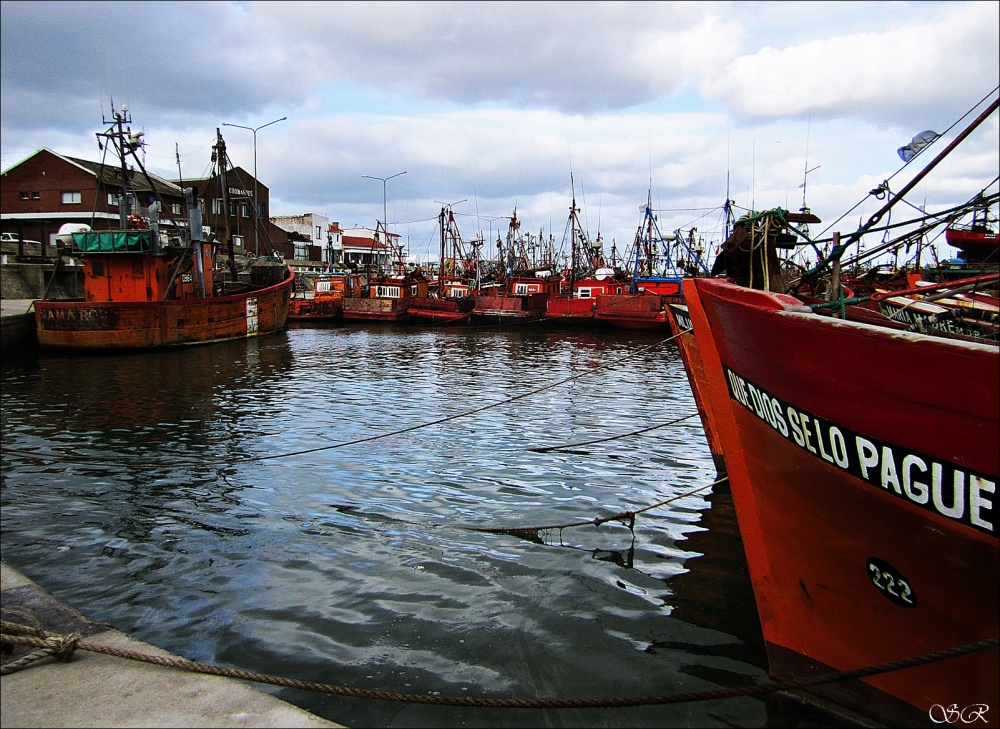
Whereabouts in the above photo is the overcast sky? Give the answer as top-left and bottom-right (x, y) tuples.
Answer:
(2, 1), (998, 265)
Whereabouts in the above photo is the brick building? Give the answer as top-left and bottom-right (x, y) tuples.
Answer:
(0, 148), (186, 254)
(1, 148), (290, 259)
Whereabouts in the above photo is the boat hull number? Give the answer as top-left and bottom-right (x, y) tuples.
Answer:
(866, 557), (917, 608)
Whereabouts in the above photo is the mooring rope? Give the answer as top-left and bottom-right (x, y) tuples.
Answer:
(2, 620), (995, 709)
(528, 411), (700, 453)
(462, 478), (722, 538)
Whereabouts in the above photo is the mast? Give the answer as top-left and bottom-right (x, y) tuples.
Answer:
(214, 128), (238, 280)
(115, 108), (130, 228)
(438, 206), (446, 296)
(96, 105), (134, 229)
(568, 174), (579, 290)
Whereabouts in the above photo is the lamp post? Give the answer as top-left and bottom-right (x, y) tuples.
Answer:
(222, 116), (287, 256)
(362, 171), (407, 233)
(479, 215), (506, 258)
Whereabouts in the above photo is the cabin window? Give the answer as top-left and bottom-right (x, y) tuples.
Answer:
(61, 191), (82, 204)
(375, 285), (401, 298)
(514, 283), (529, 295)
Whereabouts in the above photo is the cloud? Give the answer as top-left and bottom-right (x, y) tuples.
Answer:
(2, 1), (996, 264)
(702, 2), (1000, 126)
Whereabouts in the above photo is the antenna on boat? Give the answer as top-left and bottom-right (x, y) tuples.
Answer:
(799, 113), (820, 240)
(175, 142), (183, 190)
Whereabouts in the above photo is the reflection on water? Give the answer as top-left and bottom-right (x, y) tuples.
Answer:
(1, 325), (840, 727)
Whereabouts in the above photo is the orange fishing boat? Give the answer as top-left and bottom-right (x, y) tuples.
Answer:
(594, 192), (710, 330)
(543, 180), (628, 325)
(473, 210), (561, 324)
(945, 195), (998, 265)
(407, 205), (476, 325)
(663, 300), (727, 477)
(677, 96), (999, 726)
(288, 270), (360, 322)
(543, 269), (628, 324)
(34, 112), (293, 350)
(342, 222), (430, 323)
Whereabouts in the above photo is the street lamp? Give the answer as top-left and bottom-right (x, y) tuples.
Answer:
(479, 215), (506, 258)
(362, 171), (407, 232)
(222, 116), (287, 256)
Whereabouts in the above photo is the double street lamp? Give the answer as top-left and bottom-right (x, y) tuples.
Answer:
(222, 116), (287, 256)
(362, 171), (407, 233)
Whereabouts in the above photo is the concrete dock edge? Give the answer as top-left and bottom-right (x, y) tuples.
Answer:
(1, 562), (344, 728)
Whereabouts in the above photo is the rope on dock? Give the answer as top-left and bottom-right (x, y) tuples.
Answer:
(3, 619), (996, 709)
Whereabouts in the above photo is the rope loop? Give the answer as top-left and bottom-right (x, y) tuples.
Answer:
(870, 181), (889, 200)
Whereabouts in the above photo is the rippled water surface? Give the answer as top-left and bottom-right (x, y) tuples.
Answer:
(1, 323), (839, 727)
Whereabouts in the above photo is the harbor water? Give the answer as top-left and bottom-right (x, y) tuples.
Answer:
(1, 323), (841, 728)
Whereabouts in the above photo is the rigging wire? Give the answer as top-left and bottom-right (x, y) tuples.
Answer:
(815, 85), (1000, 242)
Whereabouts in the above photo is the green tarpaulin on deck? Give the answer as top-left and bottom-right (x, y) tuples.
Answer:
(72, 230), (153, 253)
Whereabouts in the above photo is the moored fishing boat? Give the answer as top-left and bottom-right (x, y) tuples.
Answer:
(944, 195), (999, 266)
(472, 210), (561, 324)
(288, 270), (360, 322)
(679, 96), (999, 726)
(663, 300), (727, 477)
(33, 111), (293, 350)
(407, 205), (476, 325)
(342, 222), (429, 323)
(594, 192), (710, 330)
(543, 179), (628, 325)
(543, 268), (627, 324)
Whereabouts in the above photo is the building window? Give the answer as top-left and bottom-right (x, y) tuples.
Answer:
(171, 203), (182, 215)
(316, 226), (322, 240)
(232, 235), (244, 249)
(241, 203), (249, 218)
(20, 192), (29, 200)
(32, 192), (41, 199)
(61, 191), (82, 204)
(213, 198), (224, 215)
(257, 202), (264, 218)
(108, 193), (120, 205)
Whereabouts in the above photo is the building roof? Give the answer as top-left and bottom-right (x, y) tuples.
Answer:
(60, 153), (185, 198)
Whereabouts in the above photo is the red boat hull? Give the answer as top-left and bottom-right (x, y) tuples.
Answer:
(407, 296), (474, 325)
(342, 297), (410, 322)
(593, 293), (671, 330)
(684, 277), (999, 726)
(664, 300), (727, 476)
(542, 295), (596, 323)
(35, 268), (293, 349)
(288, 297), (343, 321)
(472, 293), (548, 323)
